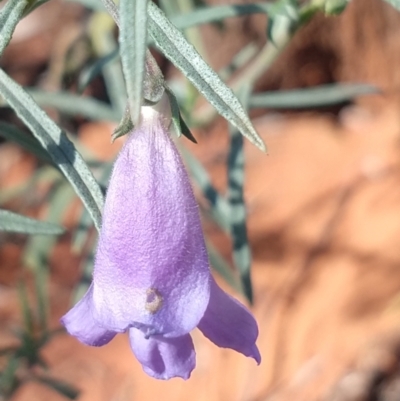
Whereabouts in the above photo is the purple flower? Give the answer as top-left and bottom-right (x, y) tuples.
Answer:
(61, 107), (261, 380)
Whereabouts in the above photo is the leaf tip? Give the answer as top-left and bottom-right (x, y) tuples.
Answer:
(249, 133), (267, 152)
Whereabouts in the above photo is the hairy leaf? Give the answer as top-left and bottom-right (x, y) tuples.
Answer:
(119, 0), (148, 125)
(148, 2), (266, 151)
(0, 0), (28, 56)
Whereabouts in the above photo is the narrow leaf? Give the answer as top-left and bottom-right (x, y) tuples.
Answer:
(28, 89), (119, 121)
(97, 0), (165, 104)
(0, 209), (64, 235)
(249, 83), (379, 109)
(0, 68), (104, 231)
(147, 2), (266, 151)
(119, 0), (148, 126)
(267, 0), (299, 47)
(23, 183), (75, 269)
(67, 0), (101, 9)
(88, 12), (126, 114)
(178, 145), (231, 231)
(71, 0), (273, 29)
(0, 89), (119, 121)
(170, 3), (271, 30)
(0, 0), (29, 56)
(158, 0), (178, 16)
(228, 85), (253, 303)
(206, 240), (242, 294)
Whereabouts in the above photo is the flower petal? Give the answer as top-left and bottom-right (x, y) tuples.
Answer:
(197, 278), (261, 364)
(129, 328), (195, 380)
(92, 117), (210, 337)
(61, 284), (117, 346)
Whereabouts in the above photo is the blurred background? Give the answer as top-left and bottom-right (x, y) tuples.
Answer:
(3, 0), (400, 400)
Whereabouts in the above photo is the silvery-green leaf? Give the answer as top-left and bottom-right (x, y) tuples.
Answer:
(99, 0), (165, 104)
(27, 89), (119, 121)
(206, 240), (243, 295)
(228, 84), (253, 303)
(119, 0), (148, 126)
(170, 3), (271, 30)
(178, 145), (231, 231)
(23, 183), (74, 270)
(267, 0), (299, 47)
(249, 83), (379, 109)
(72, 0), (272, 30)
(0, 0), (29, 56)
(0, 209), (64, 235)
(88, 12), (126, 114)
(0, 68), (104, 231)
(147, 2), (266, 151)
(67, 0), (101, 9)
(158, 0), (178, 16)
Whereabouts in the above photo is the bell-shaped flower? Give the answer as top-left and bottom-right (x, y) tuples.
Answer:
(61, 103), (261, 380)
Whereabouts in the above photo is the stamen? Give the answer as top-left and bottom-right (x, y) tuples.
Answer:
(145, 288), (163, 314)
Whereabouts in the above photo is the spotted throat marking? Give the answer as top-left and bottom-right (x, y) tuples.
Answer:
(145, 288), (163, 314)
